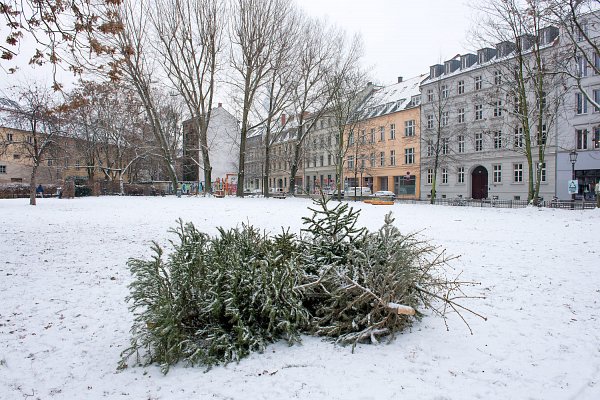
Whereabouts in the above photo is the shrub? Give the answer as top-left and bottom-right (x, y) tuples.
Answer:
(122, 220), (309, 373)
(123, 197), (483, 372)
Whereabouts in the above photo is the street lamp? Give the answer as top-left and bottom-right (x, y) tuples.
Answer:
(570, 150), (578, 208)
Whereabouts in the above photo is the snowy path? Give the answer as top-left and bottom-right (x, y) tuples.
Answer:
(1, 196), (599, 399)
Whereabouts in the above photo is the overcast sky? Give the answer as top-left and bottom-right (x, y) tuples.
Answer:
(299, 0), (477, 85)
(1, 0), (479, 95)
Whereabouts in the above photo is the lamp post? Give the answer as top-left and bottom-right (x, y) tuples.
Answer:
(570, 150), (578, 208)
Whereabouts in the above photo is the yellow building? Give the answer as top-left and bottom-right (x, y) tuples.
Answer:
(344, 75), (425, 199)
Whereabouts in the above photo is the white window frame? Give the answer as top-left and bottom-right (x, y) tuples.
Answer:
(513, 163), (523, 183)
(475, 132), (483, 151)
(405, 148), (415, 164)
(493, 164), (502, 183)
(404, 120), (415, 137)
(457, 166), (464, 183)
(475, 104), (483, 120)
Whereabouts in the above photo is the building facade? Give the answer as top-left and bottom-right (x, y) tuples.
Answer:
(419, 27), (564, 202)
(344, 76), (424, 199)
(182, 104), (240, 184)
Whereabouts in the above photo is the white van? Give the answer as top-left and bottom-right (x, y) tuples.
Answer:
(344, 187), (372, 197)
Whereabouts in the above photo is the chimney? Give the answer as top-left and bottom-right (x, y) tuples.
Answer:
(397, 76), (403, 83)
(218, 102), (222, 107)
(281, 113), (286, 126)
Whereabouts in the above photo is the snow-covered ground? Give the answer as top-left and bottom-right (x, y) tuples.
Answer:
(1, 196), (599, 400)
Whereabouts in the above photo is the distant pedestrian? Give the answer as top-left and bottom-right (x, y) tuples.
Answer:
(36, 184), (44, 198)
(596, 180), (600, 208)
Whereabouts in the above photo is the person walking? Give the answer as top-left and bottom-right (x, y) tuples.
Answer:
(596, 179), (600, 208)
(36, 184), (44, 198)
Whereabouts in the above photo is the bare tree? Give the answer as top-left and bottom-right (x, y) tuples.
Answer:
(420, 75), (459, 203)
(101, 0), (180, 192)
(287, 19), (361, 195)
(0, 83), (62, 205)
(1, 0), (123, 87)
(230, 0), (295, 197)
(475, 0), (565, 204)
(325, 64), (370, 201)
(150, 0), (224, 193)
(548, 0), (600, 108)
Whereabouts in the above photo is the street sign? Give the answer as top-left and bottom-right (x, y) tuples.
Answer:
(568, 180), (578, 194)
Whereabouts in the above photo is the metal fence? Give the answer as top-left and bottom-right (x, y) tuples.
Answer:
(395, 197), (597, 210)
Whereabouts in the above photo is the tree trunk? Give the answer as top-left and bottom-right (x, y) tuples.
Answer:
(29, 166), (38, 206)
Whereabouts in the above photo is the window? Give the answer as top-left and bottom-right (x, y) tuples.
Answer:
(404, 148), (415, 164)
(514, 127), (524, 148)
(514, 96), (521, 114)
(493, 100), (503, 117)
(426, 140), (434, 157)
(348, 132), (354, 145)
(427, 89), (434, 102)
(536, 162), (546, 183)
(442, 168), (448, 184)
(319, 155), (324, 167)
(27, 136), (33, 144)
(328, 154), (332, 165)
(595, 52), (600, 72)
(0, 165), (6, 174)
(594, 89), (600, 112)
(327, 135), (332, 146)
(348, 156), (354, 169)
(475, 132), (483, 151)
(458, 135), (465, 153)
(537, 124), (547, 145)
(576, 92), (588, 114)
(379, 151), (385, 167)
(494, 130), (502, 149)
(576, 23), (588, 42)
(360, 130), (366, 144)
(427, 115), (434, 129)
(379, 126), (385, 141)
(13, 154), (20, 160)
(576, 55), (589, 77)
(370, 152), (375, 167)
(360, 155), (366, 169)
(427, 168), (433, 184)
(457, 167), (465, 183)
(493, 164), (502, 183)
(404, 120), (415, 136)
(475, 75), (482, 90)
(457, 108), (465, 123)
(577, 129), (588, 150)
(47, 159), (53, 166)
(494, 70), (502, 85)
(457, 80), (464, 94)
(441, 85), (449, 99)
(441, 138), (449, 155)
(389, 124), (396, 140)
(441, 112), (449, 127)
(513, 163), (523, 183)
(475, 104), (483, 120)
(594, 127), (600, 149)
(390, 150), (396, 166)
(6, 133), (13, 142)
(75, 160), (81, 170)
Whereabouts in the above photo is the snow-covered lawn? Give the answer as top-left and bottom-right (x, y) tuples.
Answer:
(1, 196), (599, 399)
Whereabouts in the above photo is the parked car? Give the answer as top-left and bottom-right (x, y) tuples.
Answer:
(327, 189), (344, 197)
(370, 190), (396, 200)
(344, 187), (372, 197)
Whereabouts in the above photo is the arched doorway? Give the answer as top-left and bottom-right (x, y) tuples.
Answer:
(471, 166), (488, 199)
